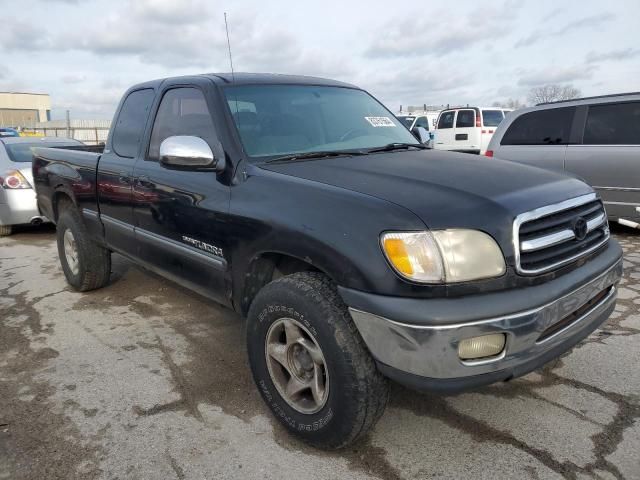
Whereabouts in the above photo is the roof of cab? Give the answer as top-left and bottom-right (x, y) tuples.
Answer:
(127, 73), (358, 91)
(204, 72), (357, 88)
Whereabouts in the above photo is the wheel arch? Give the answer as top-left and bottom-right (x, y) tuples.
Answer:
(236, 251), (335, 317)
(51, 188), (76, 222)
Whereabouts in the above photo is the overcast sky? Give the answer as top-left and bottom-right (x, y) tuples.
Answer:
(2, 0), (639, 120)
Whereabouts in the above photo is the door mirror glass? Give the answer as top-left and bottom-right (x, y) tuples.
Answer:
(159, 136), (220, 170)
(411, 126), (431, 145)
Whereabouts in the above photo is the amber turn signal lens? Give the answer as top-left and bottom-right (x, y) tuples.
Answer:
(381, 231), (444, 283)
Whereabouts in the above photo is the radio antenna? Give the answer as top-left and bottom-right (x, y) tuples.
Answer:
(224, 12), (235, 82)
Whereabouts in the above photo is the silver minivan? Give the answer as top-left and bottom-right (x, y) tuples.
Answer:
(486, 93), (640, 227)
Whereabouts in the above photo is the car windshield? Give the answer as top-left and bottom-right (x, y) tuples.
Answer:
(397, 116), (415, 128)
(224, 85), (420, 159)
(482, 110), (505, 127)
(5, 142), (80, 162)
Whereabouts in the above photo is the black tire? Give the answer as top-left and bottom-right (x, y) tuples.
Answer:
(56, 206), (111, 291)
(247, 272), (389, 449)
(0, 225), (12, 236)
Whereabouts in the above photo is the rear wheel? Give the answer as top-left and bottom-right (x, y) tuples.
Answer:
(56, 207), (111, 291)
(247, 272), (389, 449)
(0, 225), (12, 236)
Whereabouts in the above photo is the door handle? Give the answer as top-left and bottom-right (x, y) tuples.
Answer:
(118, 172), (132, 184)
(136, 175), (152, 187)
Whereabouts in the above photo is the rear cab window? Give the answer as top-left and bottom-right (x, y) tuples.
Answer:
(111, 88), (155, 158)
(584, 101), (640, 145)
(481, 110), (505, 127)
(501, 107), (576, 145)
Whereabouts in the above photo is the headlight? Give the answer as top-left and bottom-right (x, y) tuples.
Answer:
(381, 229), (505, 283)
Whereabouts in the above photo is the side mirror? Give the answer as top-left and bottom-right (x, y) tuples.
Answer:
(411, 126), (431, 145)
(159, 136), (225, 172)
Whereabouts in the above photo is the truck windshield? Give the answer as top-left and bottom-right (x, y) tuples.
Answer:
(224, 85), (420, 159)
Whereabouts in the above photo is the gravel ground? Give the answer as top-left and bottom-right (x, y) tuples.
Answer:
(1, 224), (639, 480)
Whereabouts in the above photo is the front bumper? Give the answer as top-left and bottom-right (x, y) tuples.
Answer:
(341, 241), (623, 392)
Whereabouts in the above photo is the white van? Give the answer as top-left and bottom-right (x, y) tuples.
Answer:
(434, 107), (511, 155)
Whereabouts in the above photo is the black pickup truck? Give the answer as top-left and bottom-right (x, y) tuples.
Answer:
(33, 73), (623, 449)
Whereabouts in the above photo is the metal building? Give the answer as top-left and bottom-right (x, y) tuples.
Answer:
(0, 92), (52, 126)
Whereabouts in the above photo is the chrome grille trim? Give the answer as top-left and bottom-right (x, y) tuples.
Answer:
(520, 212), (606, 253)
(513, 193), (610, 275)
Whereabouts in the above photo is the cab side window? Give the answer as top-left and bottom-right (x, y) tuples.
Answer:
(584, 102), (640, 145)
(112, 89), (155, 158)
(148, 87), (217, 161)
(437, 111), (455, 129)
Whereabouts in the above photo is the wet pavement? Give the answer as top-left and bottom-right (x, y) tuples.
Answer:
(1, 224), (639, 479)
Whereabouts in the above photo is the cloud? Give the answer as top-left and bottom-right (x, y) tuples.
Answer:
(586, 48), (640, 63)
(515, 13), (615, 48)
(517, 65), (597, 86)
(542, 7), (565, 22)
(365, 1), (520, 59)
(53, 86), (125, 118)
(21, 1), (352, 77)
(61, 74), (87, 84)
(0, 19), (53, 51)
(0, 65), (8, 80)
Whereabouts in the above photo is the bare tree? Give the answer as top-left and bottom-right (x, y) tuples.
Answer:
(527, 84), (581, 105)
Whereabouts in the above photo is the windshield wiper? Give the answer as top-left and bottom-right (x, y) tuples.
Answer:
(265, 150), (367, 164)
(366, 142), (427, 153)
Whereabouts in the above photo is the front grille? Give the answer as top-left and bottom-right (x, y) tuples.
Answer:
(514, 194), (609, 274)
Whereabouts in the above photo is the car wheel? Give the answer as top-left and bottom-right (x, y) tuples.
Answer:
(56, 207), (111, 291)
(0, 225), (12, 236)
(247, 271), (389, 449)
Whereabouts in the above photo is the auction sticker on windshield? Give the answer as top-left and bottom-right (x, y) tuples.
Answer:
(365, 116), (396, 127)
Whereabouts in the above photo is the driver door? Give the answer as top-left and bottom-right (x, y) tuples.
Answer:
(132, 80), (231, 305)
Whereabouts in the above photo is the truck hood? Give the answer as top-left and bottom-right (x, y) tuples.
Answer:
(260, 150), (593, 254)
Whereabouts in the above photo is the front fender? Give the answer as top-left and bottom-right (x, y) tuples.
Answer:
(228, 166), (427, 308)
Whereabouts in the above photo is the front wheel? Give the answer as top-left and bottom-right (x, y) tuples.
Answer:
(247, 272), (389, 449)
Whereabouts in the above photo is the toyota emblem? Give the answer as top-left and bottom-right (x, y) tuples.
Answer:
(573, 217), (588, 241)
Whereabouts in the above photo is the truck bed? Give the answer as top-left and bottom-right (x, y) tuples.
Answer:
(32, 145), (103, 222)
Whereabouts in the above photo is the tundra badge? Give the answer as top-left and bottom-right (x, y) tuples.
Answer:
(182, 236), (224, 257)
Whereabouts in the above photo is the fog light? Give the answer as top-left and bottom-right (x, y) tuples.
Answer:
(458, 333), (506, 360)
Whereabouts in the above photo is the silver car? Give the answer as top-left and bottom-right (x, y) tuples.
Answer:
(0, 136), (82, 236)
(486, 93), (640, 228)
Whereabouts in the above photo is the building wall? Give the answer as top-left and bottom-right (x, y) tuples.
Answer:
(0, 92), (52, 126)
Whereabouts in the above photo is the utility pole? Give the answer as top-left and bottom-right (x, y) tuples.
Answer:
(65, 110), (71, 138)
